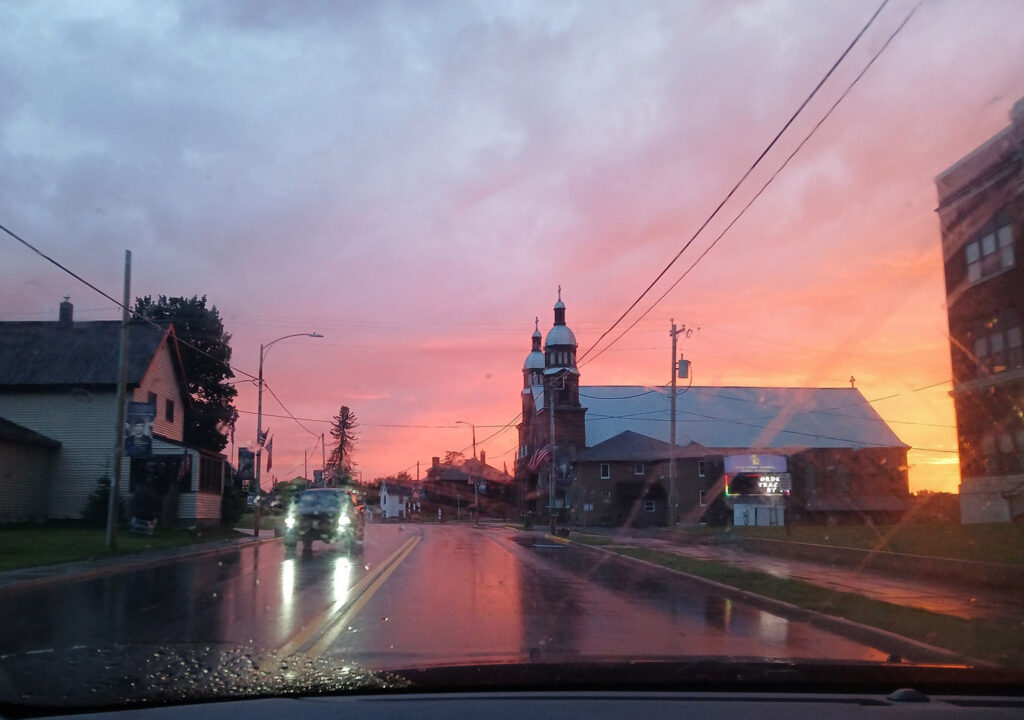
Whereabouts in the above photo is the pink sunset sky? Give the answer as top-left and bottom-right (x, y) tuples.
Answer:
(2, 0), (1023, 493)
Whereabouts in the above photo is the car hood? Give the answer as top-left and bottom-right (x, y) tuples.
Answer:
(2, 645), (1022, 714)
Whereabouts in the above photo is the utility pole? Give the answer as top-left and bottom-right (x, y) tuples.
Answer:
(107, 250), (131, 549)
(549, 375), (557, 535)
(667, 320), (682, 528)
(321, 432), (326, 485)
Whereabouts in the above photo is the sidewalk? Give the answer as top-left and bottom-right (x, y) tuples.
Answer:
(0, 529), (278, 594)
(574, 531), (1021, 622)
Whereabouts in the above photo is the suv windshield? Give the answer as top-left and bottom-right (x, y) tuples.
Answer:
(1, 0), (1023, 712)
(297, 492), (342, 512)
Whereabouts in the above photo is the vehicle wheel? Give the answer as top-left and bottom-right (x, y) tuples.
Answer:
(301, 538), (313, 556)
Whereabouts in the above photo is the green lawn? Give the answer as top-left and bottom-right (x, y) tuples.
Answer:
(0, 525), (246, 572)
(614, 547), (1024, 668)
(687, 523), (1024, 565)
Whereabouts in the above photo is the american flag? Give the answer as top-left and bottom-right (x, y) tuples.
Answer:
(176, 450), (192, 485)
(257, 428), (270, 447)
(527, 445), (551, 472)
(265, 436), (273, 471)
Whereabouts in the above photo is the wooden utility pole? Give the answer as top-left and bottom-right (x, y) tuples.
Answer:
(107, 250), (131, 549)
(667, 320), (682, 528)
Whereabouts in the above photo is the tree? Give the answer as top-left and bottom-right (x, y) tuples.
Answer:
(133, 295), (237, 451)
(913, 490), (960, 524)
(442, 450), (465, 465)
(328, 405), (358, 481)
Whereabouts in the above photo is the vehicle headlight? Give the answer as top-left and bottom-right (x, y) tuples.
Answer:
(338, 513), (351, 527)
(285, 515), (296, 529)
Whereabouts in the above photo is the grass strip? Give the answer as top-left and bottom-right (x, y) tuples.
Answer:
(0, 526), (246, 572)
(612, 546), (1024, 668)
(695, 524), (1024, 566)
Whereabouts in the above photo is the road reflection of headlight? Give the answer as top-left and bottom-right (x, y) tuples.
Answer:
(281, 557), (296, 609)
(333, 557), (352, 604)
(285, 515), (296, 529)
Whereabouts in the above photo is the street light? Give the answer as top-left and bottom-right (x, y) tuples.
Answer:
(454, 420), (476, 460)
(253, 332), (323, 536)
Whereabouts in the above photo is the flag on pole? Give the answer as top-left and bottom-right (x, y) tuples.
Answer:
(527, 445), (551, 472)
(266, 436), (273, 471)
(257, 428), (270, 447)
(176, 449), (192, 488)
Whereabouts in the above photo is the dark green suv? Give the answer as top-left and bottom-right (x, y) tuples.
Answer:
(283, 488), (365, 555)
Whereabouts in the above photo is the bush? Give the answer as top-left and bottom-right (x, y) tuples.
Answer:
(221, 483), (247, 526)
(81, 476), (127, 527)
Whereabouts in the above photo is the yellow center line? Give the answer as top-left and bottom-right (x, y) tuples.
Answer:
(265, 534), (420, 669)
(305, 535), (420, 658)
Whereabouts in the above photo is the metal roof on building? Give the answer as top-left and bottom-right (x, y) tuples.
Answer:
(575, 430), (713, 463)
(0, 416), (61, 447)
(580, 385), (908, 450)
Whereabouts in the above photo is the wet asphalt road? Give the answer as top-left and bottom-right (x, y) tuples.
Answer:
(0, 524), (895, 669)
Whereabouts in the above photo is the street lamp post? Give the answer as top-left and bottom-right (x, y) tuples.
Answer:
(253, 331), (323, 536)
(454, 420), (476, 460)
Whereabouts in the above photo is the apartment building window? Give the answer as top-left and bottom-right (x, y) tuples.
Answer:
(973, 312), (1023, 374)
(600, 463), (610, 479)
(699, 490), (707, 506)
(643, 500), (656, 512)
(602, 490), (612, 504)
(966, 219), (1014, 284)
(697, 460), (706, 478)
(147, 391), (157, 406)
(165, 399), (175, 422)
(634, 463), (645, 475)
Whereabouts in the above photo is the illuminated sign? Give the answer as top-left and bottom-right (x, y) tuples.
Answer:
(726, 472), (792, 496)
(724, 454), (787, 474)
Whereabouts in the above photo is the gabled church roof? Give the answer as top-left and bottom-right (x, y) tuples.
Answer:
(582, 385), (907, 450)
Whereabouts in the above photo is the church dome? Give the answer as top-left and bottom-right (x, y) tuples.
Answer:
(544, 324), (576, 347)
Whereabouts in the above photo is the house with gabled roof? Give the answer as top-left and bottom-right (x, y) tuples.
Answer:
(426, 452), (515, 519)
(0, 298), (226, 525)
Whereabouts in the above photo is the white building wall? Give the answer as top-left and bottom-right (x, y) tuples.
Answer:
(0, 392), (122, 518)
(960, 476), (1018, 524)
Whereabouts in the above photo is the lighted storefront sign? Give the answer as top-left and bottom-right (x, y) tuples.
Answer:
(724, 453), (787, 474)
(726, 472), (792, 496)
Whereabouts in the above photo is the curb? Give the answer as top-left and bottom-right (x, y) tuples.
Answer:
(0, 535), (280, 596)
(571, 540), (993, 668)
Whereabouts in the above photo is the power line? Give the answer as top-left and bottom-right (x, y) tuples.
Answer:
(581, 0), (922, 369)
(0, 221), (260, 383)
(235, 408), (510, 430)
(576, 0), (892, 366)
(260, 380), (321, 439)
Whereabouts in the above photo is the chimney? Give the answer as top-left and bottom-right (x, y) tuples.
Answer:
(480, 451), (486, 466)
(58, 296), (73, 326)
(432, 456), (440, 467)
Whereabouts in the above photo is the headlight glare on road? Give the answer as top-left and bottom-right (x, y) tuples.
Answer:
(285, 515), (296, 529)
(338, 513), (351, 528)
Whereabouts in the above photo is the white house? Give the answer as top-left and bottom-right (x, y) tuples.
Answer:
(0, 298), (226, 526)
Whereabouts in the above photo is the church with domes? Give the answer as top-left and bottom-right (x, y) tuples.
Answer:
(516, 290), (912, 529)
(516, 288), (587, 520)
